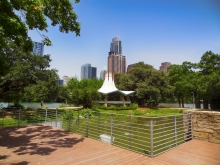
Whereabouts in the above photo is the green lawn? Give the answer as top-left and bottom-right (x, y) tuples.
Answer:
(95, 107), (185, 116)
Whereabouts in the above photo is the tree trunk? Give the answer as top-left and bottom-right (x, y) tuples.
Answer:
(181, 97), (184, 108)
(203, 100), (209, 109)
(178, 97), (181, 108)
(195, 100), (201, 109)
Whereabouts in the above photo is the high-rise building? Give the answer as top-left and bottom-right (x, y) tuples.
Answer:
(32, 41), (44, 55)
(81, 63), (92, 79)
(81, 64), (97, 79)
(100, 70), (107, 80)
(127, 64), (134, 74)
(92, 67), (97, 79)
(110, 36), (122, 54)
(108, 51), (126, 74)
(62, 76), (70, 85)
(108, 37), (126, 74)
(159, 62), (171, 72)
(57, 79), (64, 86)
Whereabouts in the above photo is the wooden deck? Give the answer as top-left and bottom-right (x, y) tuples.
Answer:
(0, 125), (219, 165)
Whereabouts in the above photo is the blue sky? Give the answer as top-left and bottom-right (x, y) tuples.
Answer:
(28, 0), (220, 79)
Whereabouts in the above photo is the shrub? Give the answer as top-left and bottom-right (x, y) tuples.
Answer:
(108, 105), (116, 110)
(61, 110), (75, 120)
(128, 104), (138, 110)
(59, 103), (67, 108)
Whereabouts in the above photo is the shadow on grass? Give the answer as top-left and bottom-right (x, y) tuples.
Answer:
(0, 125), (85, 156)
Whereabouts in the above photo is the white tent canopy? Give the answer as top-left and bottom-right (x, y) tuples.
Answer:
(98, 72), (135, 96)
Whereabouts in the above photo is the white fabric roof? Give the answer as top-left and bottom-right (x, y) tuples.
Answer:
(98, 72), (135, 95)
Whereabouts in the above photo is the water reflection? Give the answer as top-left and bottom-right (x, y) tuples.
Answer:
(0, 102), (61, 108)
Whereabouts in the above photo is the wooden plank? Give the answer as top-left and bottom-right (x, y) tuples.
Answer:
(0, 125), (219, 165)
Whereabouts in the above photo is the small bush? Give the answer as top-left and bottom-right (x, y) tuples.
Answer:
(61, 110), (75, 120)
(108, 105), (116, 110)
(128, 104), (138, 110)
(59, 103), (67, 108)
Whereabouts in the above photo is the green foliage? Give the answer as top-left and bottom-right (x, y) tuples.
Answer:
(167, 51), (220, 110)
(80, 109), (94, 117)
(115, 62), (174, 106)
(0, 0), (80, 52)
(59, 103), (68, 108)
(61, 110), (75, 120)
(0, 40), (59, 104)
(91, 104), (138, 110)
(168, 62), (197, 107)
(64, 78), (103, 108)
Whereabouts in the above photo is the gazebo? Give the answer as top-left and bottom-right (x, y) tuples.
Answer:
(98, 72), (135, 107)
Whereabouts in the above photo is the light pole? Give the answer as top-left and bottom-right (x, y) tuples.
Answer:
(191, 92), (195, 109)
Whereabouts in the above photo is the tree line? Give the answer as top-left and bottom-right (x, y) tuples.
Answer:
(1, 44), (220, 110)
(114, 51), (220, 110)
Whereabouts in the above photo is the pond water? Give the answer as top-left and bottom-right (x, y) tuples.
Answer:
(0, 102), (61, 108)
(0, 102), (210, 109)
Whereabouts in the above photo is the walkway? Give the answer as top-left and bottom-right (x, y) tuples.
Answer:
(0, 125), (219, 165)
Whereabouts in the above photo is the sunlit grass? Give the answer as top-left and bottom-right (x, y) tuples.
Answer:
(95, 107), (184, 116)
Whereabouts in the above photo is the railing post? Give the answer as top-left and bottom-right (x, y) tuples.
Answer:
(174, 116), (177, 146)
(68, 110), (71, 132)
(86, 112), (89, 137)
(98, 113), (100, 136)
(18, 108), (21, 126)
(110, 114), (114, 145)
(45, 108), (47, 123)
(150, 118), (154, 157)
(55, 108), (58, 127)
(78, 110), (79, 127)
(183, 114), (186, 142)
(190, 113), (193, 139)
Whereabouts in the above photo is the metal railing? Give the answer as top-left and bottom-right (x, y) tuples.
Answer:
(0, 109), (193, 157)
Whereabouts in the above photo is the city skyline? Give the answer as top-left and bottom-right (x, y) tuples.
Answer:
(81, 63), (97, 80)
(28, 0), (220, 78)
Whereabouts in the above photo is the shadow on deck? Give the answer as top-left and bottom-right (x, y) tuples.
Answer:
(0, 125), (219, 165)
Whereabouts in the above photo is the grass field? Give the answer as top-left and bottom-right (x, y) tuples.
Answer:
(95, 107), (185, 116)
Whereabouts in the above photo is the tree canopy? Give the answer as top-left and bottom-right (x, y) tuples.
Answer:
(0, 0), (81, 52)
(168, 51), (220, 110)
(115, 62), (174, 106)
(58, 78), (103, 108)
(0, 39), (59, 104)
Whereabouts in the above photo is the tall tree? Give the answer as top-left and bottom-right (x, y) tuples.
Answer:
(115, 62), (174, 106)
(0, 0), (80, 52)
(168, 62), (197, 108)
(0, 40), (59, 104)
(66, 78), (103, 108)
(198, 51), (220, 110)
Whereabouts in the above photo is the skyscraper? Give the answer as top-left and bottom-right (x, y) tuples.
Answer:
(108, 37), (126, 74)
(159, 62), (171, 72)
(57, 79), (64, 86)
(110, 36), (122, 54)
(81, 64), (97, 79)
(32, 41), (44, 55)
(100, 70), (107, 80)
(62, 76), (70, 85)
(92, 67), (97, 79)
(108, 51), (126, 74)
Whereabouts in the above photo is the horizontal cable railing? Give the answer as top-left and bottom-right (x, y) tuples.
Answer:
(0, 108), (193, 157)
